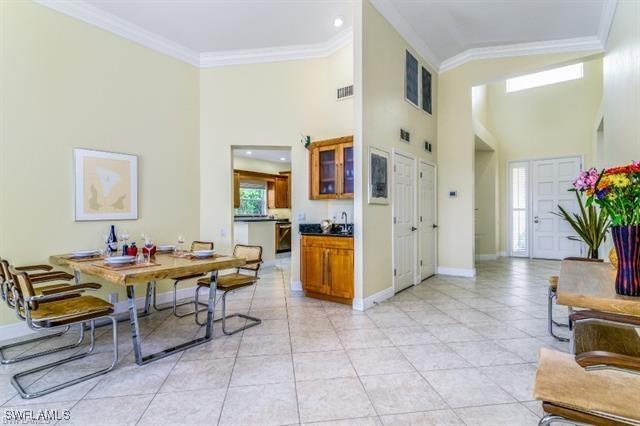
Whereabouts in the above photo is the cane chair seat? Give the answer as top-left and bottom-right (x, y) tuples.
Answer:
(30, 296), (113, 323)
(534, 348), (640, 423)
(198, 273), (259, 291)
(173, 241), (215, 282)
(549, 276), (559, 292)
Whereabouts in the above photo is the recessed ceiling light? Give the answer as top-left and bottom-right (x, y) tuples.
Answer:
(333, 16), (344, 28)
(280, 157), (286, 161)
(245, 151), (252, 155)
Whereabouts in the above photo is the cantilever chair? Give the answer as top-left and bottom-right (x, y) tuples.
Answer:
(548, 257), (603, 342)
(153, 241), (214, 317)
(10, 270), (118, 399)
(0, 258), (79, 365)
(194, 244), (262, 335)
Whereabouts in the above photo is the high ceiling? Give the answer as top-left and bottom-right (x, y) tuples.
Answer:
(39, 0), (615, 70)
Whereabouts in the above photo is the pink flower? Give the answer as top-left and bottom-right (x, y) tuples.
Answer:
(573, 168), (600, 191)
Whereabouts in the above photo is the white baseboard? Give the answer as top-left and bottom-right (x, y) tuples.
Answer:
(261, 259), (279, 268)
(437, 266), (476, 278)
(290, 280), (302, 291)
(352, 286), (394, 311)
(475, 253), (498, 261)
(497, 251), (507, 257)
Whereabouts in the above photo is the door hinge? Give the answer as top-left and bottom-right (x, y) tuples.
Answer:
(393, 217), (397, 224)
(420, 216), (423, 222)
(420, 260), (423, 266)
(420, 172), (423, 178)
(393, 269), (396, 276)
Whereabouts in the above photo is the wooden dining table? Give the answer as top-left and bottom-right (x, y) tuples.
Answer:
(556, 259), (640, 317)
(50, 252), (245, 365)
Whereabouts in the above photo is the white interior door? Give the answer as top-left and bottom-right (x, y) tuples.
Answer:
(531, 157), (583, 259)
(393, 152), (416, 293)
(419, 162), (436, 280)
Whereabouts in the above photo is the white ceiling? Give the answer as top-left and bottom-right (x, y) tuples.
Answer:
(38, 0), (616, 71)
(234, 149), (291, 165)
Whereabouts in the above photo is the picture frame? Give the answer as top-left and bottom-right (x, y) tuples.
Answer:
(368, 146), (390, 205)
(74, 148), (138, 221)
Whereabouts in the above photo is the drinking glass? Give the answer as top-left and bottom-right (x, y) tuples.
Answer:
(136, 253), (145, 264)
(176, 234), (185, 254)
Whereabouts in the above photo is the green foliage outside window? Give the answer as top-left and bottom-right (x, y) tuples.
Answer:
(235, 187), (266, 216)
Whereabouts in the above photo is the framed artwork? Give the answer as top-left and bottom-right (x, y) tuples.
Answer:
(405, 50), (419, 107)
(74, 148), (138, 221)
(368, 146), (390, 205)
(421, 66), (432, 115)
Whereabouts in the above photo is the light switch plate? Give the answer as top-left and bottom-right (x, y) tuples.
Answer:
(220, 228), (226, 237)
(297, 212), (306, 221)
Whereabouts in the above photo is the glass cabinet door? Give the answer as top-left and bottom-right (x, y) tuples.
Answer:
(342, 145), (354, 195)
(319, 148), (337, 195)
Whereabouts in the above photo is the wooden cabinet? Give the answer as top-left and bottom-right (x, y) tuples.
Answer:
(268, 175), (290, 209)
(233, 172), (240, 208)
(301, 235), (354, 304)
(309, 136), (354, 200)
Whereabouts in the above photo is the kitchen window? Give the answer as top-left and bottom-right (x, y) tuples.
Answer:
(235, 182), (267, 216)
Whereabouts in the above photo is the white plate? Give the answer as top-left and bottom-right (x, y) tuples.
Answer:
(105, 256), (136, 265)
(70, 250), (99, 258)
(193, 250), (215, 258)
(157, 245), (176, 252)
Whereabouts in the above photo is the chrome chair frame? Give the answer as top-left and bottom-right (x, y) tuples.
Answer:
(152, 241), (213, 317)
(0, 261), (82, 365)
(10, 282), (118, 399)
(548, 283), (569, 343)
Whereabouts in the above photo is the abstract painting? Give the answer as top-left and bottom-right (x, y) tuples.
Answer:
(74, 148), (138, 221)
(369, 146), (389, 205)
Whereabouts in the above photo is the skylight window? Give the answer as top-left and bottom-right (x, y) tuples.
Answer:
(506, 63), (584, 93)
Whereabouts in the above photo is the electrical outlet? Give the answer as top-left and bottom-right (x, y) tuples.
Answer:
(297, 212), (306, 221)
(220, 228), (226, 237)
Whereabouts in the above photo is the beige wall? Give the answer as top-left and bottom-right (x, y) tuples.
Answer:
(199, 44), (354, 287)
(486, 59), (603, 253)
(474, 150), (499, 257)
(0, 2), (200, 326)
(602, 0), (640, 167)
(437, 51), (602, 274)
(359, 0), (438, 299)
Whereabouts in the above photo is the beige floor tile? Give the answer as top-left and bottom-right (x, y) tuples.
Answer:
(180, 335), (241, 361)
(242, 319), (290, 336)
(454, 403), (540, 425)
(447, 341), (526, 366)
(522, 400), (544, 418)
(361, 372), (447, 415)
(347, 347), (415, 376)
(230, 354), (294, 386)
(479, 363), (538, 401)
(138, 388), (226, 425)
(219, 382), (299, 426)
(422, 368), (515, 408)
(337, 328), (393, 350)
(380, 326), (440, 346)
(291, 330), (343, 353)
(423, 324), (484, 343)
(397, 343), (471, 371)
(297, 377), (376, 423)
(330, 314), (377, 330)
(64, 394), (153, 425)
(406, 311), (458, 326)
(380, 410), (464, 425)
(85, 361), (175, 399)
(293, 350), (357, 381)
(159, 357), (234, 392)
(305, 416), (382, 425)
(239, 333), (292, 356)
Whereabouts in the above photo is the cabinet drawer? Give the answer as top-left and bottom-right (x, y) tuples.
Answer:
(302, 236), (353, 250)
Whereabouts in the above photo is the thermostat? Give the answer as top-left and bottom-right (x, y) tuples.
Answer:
(448, 191), (457, 198)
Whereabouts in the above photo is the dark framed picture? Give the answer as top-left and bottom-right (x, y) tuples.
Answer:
(368, 147), (390, 205)
(421, 66), (432, 115)
(405, 50), (419, 107)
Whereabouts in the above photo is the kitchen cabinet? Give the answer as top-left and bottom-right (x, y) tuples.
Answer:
(268, 175), (290, 208)
(233, 172), (240, 208)
(301, 235), (354, 304)
(309, 136), (354, 200)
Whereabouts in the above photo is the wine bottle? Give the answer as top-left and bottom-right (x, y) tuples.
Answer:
(107, 225), (118, 253)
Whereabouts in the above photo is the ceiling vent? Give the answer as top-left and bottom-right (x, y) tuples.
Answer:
(337, 84), (354, 101)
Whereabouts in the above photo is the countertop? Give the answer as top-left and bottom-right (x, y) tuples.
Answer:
(234, 217), (290, 223)
(299, 223), (353, 238)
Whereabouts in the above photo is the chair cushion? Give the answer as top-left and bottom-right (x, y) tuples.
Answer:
(31, 296), (113, 323)
(549, 276), (559, 291)
(198, 273), (258, 291)
(534, 348), (640, 422)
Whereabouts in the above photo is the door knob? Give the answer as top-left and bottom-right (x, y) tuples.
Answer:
(534, 216), (540, 224)
(432, 224), (438, 229)
(411, 226), (417, 231)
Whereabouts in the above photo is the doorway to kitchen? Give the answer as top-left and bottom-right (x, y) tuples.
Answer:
(232, 147), (292, 278)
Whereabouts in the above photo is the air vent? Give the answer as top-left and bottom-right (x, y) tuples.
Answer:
(337, 84), (354, 100)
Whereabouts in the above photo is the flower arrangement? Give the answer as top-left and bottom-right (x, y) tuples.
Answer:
(573, 161), (640, 226)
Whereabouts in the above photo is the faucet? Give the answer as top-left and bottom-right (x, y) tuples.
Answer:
(341, 211), (348, 234)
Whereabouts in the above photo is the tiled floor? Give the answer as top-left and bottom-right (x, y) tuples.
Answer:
(0, 257), (570, 425)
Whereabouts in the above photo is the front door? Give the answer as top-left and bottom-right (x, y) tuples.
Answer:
(531, 156), (583, 259)
(419, 162), (436, 280)
(393, 152), (416, 293)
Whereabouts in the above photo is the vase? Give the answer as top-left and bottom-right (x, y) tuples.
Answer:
(611, 225), (640, 296)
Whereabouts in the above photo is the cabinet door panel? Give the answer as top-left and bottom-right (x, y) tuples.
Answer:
(318, 146), (337, 196)
(302, 246), (329, 295)
(234, 172), (240, 208)
(327, 248), (354, 299)
(341, 145), (354, 197)
(275, 176), (289, 208)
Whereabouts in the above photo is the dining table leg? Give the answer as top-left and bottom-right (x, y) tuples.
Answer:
(73, 270), (81, 284)
(204, 271), (218, 339)
(126, 285), (144, 365)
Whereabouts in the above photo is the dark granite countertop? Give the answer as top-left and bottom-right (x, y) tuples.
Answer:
(299, 223), (353, 238)
(234, 217), (290, 223)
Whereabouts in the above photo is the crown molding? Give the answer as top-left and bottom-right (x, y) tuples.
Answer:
(368, 0), (441, 71)
(34, 0), (353, 69)
(34, 0), (200, 66)
(199, 28), (353, 68)
(597, 0), (618, 49)
(439, 36), (605, 73)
